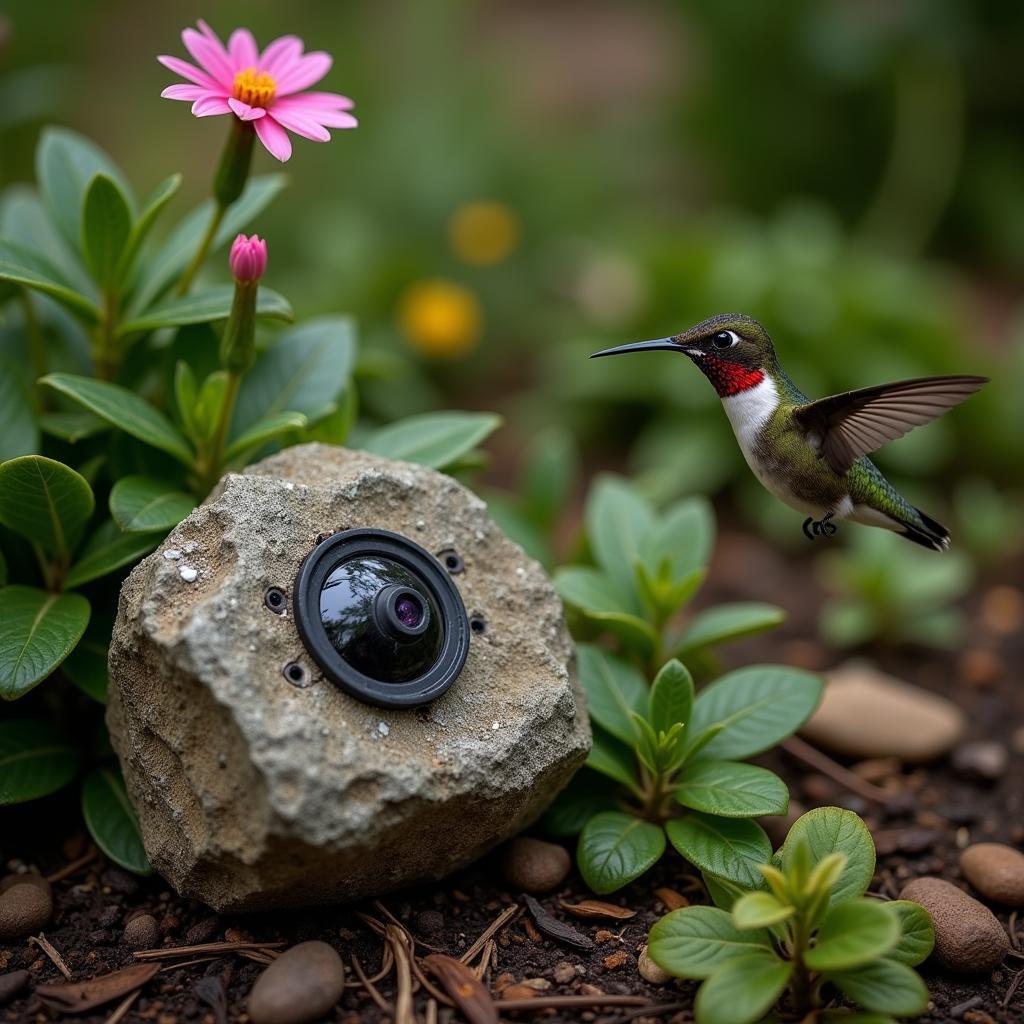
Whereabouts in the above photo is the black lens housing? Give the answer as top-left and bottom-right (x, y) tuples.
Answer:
(292, 528), (470, 708)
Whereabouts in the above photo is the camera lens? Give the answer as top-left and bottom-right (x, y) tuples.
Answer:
(293, 529), (471, 708)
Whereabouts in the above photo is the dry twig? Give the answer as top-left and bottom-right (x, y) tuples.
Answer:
(29, 935), (72, 979)
(782, 736), (892, 804)
(133, 940), (285, 960)
(459, 904), (518, 965)
(386, 924), (416, 1024)
(350, 954), (392, 1014)
(46, 848), (99, 885)
(102, 989), (140, 1024)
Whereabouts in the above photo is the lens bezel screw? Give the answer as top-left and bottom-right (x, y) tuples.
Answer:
(264, 587), (288, 614)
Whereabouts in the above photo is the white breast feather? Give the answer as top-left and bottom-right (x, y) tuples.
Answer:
(721, 376), (779, 460)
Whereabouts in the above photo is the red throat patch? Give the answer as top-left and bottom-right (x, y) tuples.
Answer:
(698, 355), (766, 397)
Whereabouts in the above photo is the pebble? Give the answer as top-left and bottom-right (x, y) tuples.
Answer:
(638, 945), (672, 985)
(0, 970), (30, 1006)
(0, 872), (50, 895)
(500, 837), (571, 893)
(248, 941), (346, 1024)
(0, 877), (53, 941)
(961, 844), (1024, 907)
(415, 910), (444, 934)
(552, 961), (576, 984)
(952, 742), (1008, 783)
(185, 916), (221, 945)
(122, 913), (160, 950)
(900, 877), (1008, 973)
(802, 663), (965, 762)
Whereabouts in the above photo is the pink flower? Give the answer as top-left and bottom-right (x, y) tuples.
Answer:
(159, 20), (357, 162)
(229, 234), (267, 282)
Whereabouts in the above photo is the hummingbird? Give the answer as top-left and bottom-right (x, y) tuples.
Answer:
(591, 313), (987, 550)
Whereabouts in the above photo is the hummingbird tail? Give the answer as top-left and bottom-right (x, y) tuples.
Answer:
(899, 507), (951, 552)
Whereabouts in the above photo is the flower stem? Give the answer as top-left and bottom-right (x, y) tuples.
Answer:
(199, 371), (241, 495)
(176, 204), (225, 297)
(94, 289), (120, 381)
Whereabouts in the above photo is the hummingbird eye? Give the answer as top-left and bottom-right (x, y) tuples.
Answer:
(712, 330), (740, 349)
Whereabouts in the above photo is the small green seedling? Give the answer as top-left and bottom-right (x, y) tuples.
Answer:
(547, 652), (822, 893)
(648, 806), (934, 1024)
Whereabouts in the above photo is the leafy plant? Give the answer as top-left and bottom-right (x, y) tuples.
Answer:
(648, 806), (934, 1024)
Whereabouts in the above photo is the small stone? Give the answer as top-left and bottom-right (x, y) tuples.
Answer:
(101, 868), (140, 896)
(952, 742), (1008, 783)
(0, 882), (52, 941)
(123, 913), (160, 950)
(248, 941), (345, 1024)
(502, 984), (539, 1000)
(638, 945), (671, 985)
(961, 844), (1024, 907)
(900, 877), (1008, 973)
(185, 916), (220, 945)
(0, 970), (30, 1006)
(0, 873), (50, 896)
(802, 663), (965, 762)
(552, 961), (575, 984)
(501, 837), (571, 894)
(179, 565), (198, 582)
(415, 910), (444, 934)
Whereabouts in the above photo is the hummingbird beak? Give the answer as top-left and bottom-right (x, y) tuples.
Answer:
(589, 337), (680, 359)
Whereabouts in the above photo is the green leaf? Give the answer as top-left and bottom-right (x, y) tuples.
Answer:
(576, 644), (648, 745)
(129, 174), (287, 312)
(109, 476), (196, 533)
(119, 285), (292, 336)
(585, 475), (654, 595)
(36, 126), (134, 250)
(41, 373), (194, 466)
(783, 807), (876, 907)
(0, 586), (90, 699)
(666, 813), (772, 888)
(649, 659), (694, 734)
(364, 411), (502, 469)
(174, 360), (200, 441)
(577, 811), (665, 894)
(81, 767), (152, 875)
(639, 496), (714, 587)
(0, 455), (94, 559)
(62, 637), (108, 703)
(0, 238), (100, 322)
(38, 411), (109, 443)
(648, 905), (772, 979)
(687, 665), (824, 761)
(225, 411), (308, 462)
(675, 603), (786, 656)
(0, 718), (79, 803)
(695, 953), (792, 1024)
(81, 173), (132, 287)
(554, 567), (656, 654)
(884, 900), (935, 966)
(830, 959), (929, 1016)
(805, 899), (900, 971)
(732, 891), (794, 929)
(192, 371), (229, 442)
(541, 771), (617, 837)
(64, 520), (161, 589)
(117, 173), (181, 280)
(703, 872), (748, 911)
(675, 761), (789, 818)
(0, 356), (38, 461)
(586, 726), (641, 795)
(231, 315), (357, 435)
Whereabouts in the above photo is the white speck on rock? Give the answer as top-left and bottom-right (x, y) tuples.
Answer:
(415, 520), (426, 530)
(492, 721), (500, 730)
(179, 566), (198, 583)
(378, 722), (390, 737)
(163, 549), (181, 560)
(284, 482), (295, 491)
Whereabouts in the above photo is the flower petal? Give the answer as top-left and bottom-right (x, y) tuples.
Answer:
(291, 90), (355, 111)
(228, 27), (259, 71)
(192, 96), (232, 118)
(228, 98), (267, 122)
(158, 54), (220, 89)
(266, 106), (330, 141)
(275, 52), (333, 95)
(182, 26), (234, 86)
(259, 35), (303, 77)
(273, 95), (356, 129)
(161, 83), (209, 101)
(254, 115), (293, 162)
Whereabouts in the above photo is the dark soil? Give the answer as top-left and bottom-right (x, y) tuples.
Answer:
(2, 530), (1022, 1024)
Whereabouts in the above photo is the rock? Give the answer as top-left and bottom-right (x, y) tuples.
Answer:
(248, 941), (345, 1024)
(0, 882), (52, 941)
(107, 445), (588, 911)
(501, 837), (571, 893)
(122, 913), (160, 950)
(801, 663), (965, 762)
(952, 742), (1008, 783)
(552, 961), (576, 984)
(900, 877), (1008, 973)
(0, 970), (30, 1006)
(961, 844), (1024, 907)
(638, 945), (672, 985)
(0, 872), (50, 896)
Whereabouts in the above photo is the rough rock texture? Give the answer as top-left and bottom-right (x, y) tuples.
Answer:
(107, 445), (588, 911)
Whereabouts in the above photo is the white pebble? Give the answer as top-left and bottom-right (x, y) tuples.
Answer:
(378, 722), (390, 736)
(163, 549), (181, 560)
(284, 482), (295, 490)
(492, 721), (500, 730)
(179, 566), (198, 582)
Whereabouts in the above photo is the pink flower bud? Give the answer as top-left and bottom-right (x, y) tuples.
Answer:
(229, 233), (267, 282)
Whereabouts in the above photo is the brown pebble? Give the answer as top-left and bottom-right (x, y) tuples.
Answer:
(552, 961), (575, 984)
(638, 945), (671, 985)
(900, 877), (1008, 973)
(185, 916), (220, 945)
(248, 941), (345, 1024)
(961, 844), (1024, 907)
(500, 837), (571, 894)
(123, 913), (160, 950)
(0, 882), (53, 941)
(852, 757), (901, 784)
(501, 984), (539, 1000)
(602, 950), (629, 970)
(0, 970), (30, 1005)
(415, 909), (444, 934)
(0, 873), (51, 896)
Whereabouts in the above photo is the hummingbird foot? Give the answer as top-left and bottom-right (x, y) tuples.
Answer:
(802, 512), (838, 541)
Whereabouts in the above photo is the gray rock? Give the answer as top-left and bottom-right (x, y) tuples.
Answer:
(248, 941), (345, 1024)
(108, 445), (588, 911)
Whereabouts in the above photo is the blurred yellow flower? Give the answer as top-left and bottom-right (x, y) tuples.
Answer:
(448, 201), (521, 266)
(398, 279), (483, 358)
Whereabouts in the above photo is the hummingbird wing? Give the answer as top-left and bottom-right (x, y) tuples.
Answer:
(793, 375), (988, 475)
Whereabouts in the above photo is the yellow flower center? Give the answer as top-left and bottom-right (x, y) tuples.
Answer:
(232, 68), (276, 108)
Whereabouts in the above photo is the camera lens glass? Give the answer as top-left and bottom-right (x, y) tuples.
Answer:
(292, 529), (471, 708)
